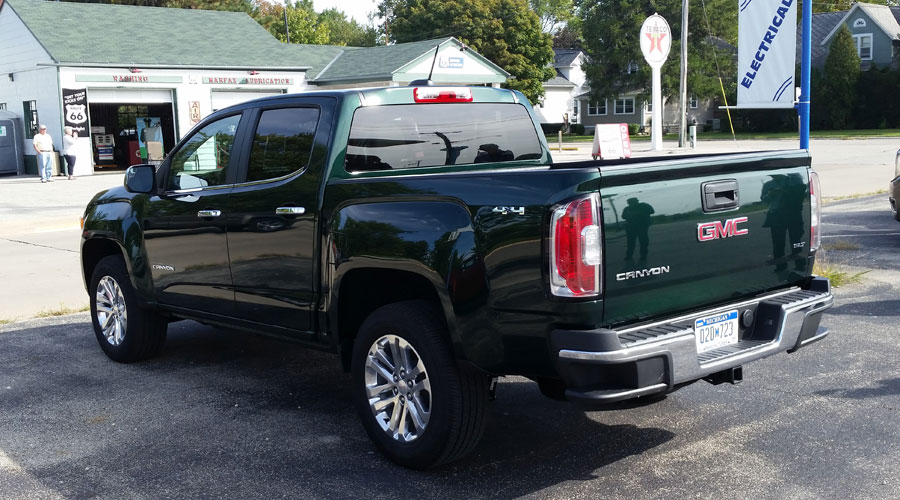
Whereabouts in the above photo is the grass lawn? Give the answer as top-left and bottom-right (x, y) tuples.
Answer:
(546, 128), (900, 143)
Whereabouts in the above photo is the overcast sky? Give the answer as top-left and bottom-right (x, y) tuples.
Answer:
(312, 0), (379, 25)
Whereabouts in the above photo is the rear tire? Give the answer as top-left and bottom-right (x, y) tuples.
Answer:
(89, 255), (167, 363)
(351, 300), (489, 469)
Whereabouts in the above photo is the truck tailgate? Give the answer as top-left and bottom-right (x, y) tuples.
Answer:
(597, 150), (813, 326)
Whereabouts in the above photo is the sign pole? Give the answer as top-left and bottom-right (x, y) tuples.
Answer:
(678, 0), (689, 148)
(640, 14), (672, 153)
(651, 67), (663, 150)
(799, 0), (811, 149)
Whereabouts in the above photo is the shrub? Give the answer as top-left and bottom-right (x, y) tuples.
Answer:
(627, 123), (639, 135)
(570, 123), (585, 135)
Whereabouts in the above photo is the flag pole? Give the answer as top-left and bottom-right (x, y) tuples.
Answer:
(799, 0), (811, 149)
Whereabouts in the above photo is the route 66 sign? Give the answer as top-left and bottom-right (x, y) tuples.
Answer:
(66, 104), (87, 124)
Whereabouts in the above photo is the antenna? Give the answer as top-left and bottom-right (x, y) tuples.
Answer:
(409, 43), (441, 86)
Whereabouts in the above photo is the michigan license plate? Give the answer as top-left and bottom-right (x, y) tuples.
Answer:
(694, 310), (739, 354)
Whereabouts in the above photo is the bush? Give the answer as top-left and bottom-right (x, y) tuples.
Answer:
(627, 123), (639, 135)
(570, 123), (585, 135)
(541, 123), (564, 134)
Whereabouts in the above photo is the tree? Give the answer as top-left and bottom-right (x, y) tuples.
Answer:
(378, 0), (555, 103)
(580, 0), (737, 104)
(529, 0), (575, 33)
(822, 25), (860, 129)
(318, 8), (378, 46)
(553, 24), (582, 48)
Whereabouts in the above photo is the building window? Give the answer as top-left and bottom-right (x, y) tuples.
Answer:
(853, 34), (873, 60)
(0, 103), (6, 110)
(853, 18), (866, 28)
(690, 96), (699, 108)
(23, 101), (38, 138)
(615, 97), (635, 114)
(588, 100), (607, 116)
(572, 103), (578, 118)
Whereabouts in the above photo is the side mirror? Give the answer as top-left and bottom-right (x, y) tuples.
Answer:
(124, 164), (156, 194)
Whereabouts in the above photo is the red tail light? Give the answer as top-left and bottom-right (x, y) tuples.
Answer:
(413, 87), (473, 103)
(809, 170), (822, 252)
(550, 194), (602, 297)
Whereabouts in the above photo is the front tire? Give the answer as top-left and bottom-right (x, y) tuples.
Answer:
(90, 255), (167, 363)
(351, 300), (490, 469)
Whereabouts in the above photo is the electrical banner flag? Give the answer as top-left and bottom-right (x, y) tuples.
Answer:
(737, 0), (797, 108)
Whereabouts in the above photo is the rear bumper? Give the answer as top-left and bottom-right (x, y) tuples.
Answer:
(552, 277), (833, 404)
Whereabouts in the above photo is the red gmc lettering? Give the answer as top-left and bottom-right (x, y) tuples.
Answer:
(697, 217), (749, 241)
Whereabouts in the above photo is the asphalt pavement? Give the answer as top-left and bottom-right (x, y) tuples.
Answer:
(0, 193), (898, 498)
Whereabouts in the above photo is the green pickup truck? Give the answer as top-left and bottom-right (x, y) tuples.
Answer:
(81, 85), (833, 469)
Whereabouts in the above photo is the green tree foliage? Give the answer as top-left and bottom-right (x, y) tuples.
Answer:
(529, 0), (575, 33)
(378, 0), (555, 103)
(821, 25), (860, 129)
(553, 25), (582, 48)
(580, 0), (737, 103)
(318, 8), (379, 46)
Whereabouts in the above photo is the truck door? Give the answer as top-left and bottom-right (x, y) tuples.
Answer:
(142, 112), (245, 316)
(226, 97), (335, 334)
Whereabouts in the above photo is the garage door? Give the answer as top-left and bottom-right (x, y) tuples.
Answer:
(210, 91), (284, 112)
(87, 88), (173, 104)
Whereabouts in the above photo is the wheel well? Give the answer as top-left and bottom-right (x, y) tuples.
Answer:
(337, 268), (443, 370)
(82, 238), (125, 288)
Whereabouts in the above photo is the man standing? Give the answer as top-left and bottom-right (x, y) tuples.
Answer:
(32, 124), (54, 183)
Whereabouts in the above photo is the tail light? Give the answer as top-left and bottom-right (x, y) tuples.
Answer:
(413, 87), (473, 103)
(809, 170), (822, 252)
(550, 194), (602, 298)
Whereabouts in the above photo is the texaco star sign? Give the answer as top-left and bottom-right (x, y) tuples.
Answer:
(640, 14), (672, 68)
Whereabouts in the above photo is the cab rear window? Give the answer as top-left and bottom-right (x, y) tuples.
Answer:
(345, 103), (542, 172)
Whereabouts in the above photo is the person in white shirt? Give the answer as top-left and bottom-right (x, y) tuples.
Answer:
(62, 126), (78, 180)
(32, 125), (55, 183)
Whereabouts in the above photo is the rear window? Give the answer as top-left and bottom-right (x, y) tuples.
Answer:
(345, 103), (542, 172)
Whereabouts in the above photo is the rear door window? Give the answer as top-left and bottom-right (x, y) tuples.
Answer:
(247, 107), (320, 182)
(345, 103), (542, 172)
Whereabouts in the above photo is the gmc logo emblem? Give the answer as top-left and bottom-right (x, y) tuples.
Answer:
(698, 217), (749, 241)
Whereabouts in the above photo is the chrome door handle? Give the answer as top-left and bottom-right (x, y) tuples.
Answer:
(197, 209), (222, 217)
(275, 207), (306, 215)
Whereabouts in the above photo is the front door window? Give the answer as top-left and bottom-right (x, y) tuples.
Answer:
(167, 114), (241, 190)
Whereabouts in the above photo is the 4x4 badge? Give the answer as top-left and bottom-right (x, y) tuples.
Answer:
(492, 206), (525, 216)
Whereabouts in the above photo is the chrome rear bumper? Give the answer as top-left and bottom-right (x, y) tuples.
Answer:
(552, 277), (833, 403)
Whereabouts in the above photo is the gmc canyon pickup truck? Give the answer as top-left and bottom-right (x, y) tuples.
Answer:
(81, 85), (833, 469)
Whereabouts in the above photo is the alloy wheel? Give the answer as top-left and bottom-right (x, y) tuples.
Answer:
(95, 276), (128, 346)
(364, 334), (432, 442)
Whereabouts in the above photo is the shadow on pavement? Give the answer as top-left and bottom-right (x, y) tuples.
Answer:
(825, 299), (900, 317)
(815, 378), (900, 400)
(0, 318), (674, 499)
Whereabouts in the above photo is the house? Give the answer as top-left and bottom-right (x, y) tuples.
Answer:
(0, 0), (508, 175)
(533, 49), (586, 127)
(803, 3), (900, 69)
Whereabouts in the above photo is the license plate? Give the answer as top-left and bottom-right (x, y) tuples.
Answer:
(694, 310), (739, 353)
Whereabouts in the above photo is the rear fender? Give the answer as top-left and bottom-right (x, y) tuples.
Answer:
(327, 200), (483, 361)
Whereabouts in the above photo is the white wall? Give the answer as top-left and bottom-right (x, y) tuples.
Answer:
(535, 87), (574, 124)
(0, 5), (61, 173)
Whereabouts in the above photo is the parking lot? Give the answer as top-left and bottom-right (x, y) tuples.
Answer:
(1, 186), (899, 498)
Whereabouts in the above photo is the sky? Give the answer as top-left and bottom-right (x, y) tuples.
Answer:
(311, 0), (379, 25)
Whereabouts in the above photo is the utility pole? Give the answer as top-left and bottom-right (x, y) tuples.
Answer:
(283, 4), (291, 44)
(678, 0), (689, 148)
